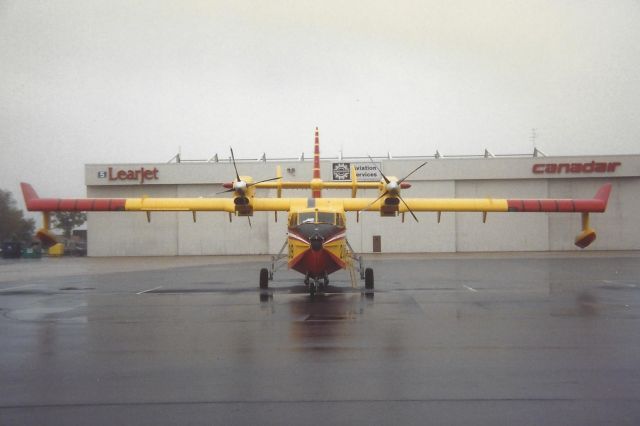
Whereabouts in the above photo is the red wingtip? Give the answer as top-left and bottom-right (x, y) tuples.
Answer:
(20, 182), (39, 209)
(594, 183), (612, 209)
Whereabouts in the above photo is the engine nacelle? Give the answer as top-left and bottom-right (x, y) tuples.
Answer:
(380, 197), (400, 217)
(233, 196), (253, 216)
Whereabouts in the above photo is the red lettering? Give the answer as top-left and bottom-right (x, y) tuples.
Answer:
(607, 162), (621, 172)
(106, 167), (159, 183)
(532, 164), (545, 174)
(532, 161), (622, 174)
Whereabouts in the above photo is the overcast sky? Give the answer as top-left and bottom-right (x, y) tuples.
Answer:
(1, 0), (639, 209)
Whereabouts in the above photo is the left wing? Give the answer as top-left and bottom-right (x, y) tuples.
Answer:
(338, 184), (611, 214)
(339, 183), (611, 248)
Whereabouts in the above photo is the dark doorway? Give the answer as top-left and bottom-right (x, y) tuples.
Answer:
(372, 235), (381, 253)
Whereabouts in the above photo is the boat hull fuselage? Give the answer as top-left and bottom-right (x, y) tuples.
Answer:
(288, 223), (346, 279)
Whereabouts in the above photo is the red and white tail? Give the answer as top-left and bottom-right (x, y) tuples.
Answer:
(312, 127), (322, 198)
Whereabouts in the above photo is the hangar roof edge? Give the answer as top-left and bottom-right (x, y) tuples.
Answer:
(85, 154), (640, 185)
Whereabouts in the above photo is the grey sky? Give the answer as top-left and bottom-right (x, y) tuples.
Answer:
(1, 0), (639, 208)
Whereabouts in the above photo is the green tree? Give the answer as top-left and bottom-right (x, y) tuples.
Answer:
(0, 189), (35, 244)
(52, 212), (87, 239)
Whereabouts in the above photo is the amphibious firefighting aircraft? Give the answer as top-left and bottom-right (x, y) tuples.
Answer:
(21, 128), (612, 295)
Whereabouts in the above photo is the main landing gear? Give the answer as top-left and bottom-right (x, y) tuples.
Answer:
(348, 248), (373, 295)
(259, 268), (269, 289)
(259, 268), (272, 303)
(364, 267), (374, 290)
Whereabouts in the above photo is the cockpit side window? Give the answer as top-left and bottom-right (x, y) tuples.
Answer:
(289, 213), (298, 227)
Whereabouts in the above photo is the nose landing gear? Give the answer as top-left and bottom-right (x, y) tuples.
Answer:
(306, 273), (329, 296)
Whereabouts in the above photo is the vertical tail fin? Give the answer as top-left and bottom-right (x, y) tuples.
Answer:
(312, 127), (322, 198)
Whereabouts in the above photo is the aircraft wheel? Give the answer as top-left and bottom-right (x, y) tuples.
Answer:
(260, 293), (271, 303)
(259, 268), (269, 289)
(364, 267), (374, 290)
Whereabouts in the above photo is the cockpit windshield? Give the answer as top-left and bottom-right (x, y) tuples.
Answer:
(317, 212), (335, 224)
(297, 212), (337, 225)
(298, 212), (315, 224)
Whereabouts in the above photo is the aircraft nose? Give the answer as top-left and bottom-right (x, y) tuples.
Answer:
(309, 234), (324, 251)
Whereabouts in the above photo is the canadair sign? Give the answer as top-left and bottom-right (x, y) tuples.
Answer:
(532, 161), (621, 175)
(97, 167), (159, 184)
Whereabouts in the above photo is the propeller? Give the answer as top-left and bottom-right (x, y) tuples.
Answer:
(217, 147), (282, 195)
(358, 157), (427, 222)
(218, 147), (281, 227)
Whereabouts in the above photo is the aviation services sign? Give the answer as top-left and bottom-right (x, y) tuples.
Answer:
(332, 162), (381, 182)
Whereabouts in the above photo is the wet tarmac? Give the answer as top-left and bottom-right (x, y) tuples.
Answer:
(1, 252), (639, 425)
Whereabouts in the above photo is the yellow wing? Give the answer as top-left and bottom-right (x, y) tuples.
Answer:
(340, 198), (508, 212)
(20, 182), (612, 249)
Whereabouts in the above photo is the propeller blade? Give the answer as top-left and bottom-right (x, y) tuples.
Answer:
(398, 161), (427, 184)
(215, 188), (236, 195)
(230, 147), (241, 181)
(368, 155), (390, 184)
(398, 194), (419, 222)
(357, 191), (388, 216)
(247, 176), (282, 187)
(247, 215), (252, 228)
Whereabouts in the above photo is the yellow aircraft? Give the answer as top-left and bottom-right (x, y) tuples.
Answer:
(21, 128), (612, 295)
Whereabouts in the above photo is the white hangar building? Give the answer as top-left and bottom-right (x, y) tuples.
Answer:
(84, 153), (640, 256)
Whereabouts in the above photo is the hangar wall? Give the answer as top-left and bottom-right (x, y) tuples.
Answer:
(86, 155), (640, 256)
